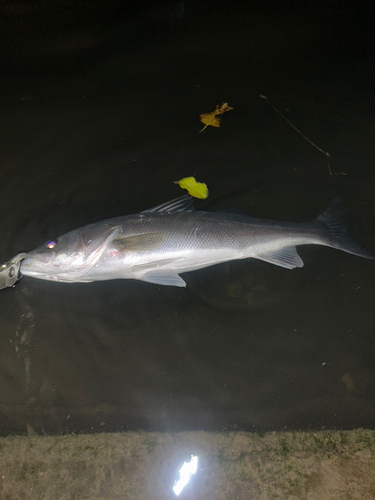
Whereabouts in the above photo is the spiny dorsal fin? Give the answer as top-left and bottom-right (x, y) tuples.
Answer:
(142, 195), (194, 213)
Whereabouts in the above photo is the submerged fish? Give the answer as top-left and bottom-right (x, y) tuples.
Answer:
(20, 196), (372, 287)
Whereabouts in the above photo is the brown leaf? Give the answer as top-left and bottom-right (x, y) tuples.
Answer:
(199, 103), (233, 132)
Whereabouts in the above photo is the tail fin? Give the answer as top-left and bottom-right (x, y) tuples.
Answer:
(315, 198), (373, 259)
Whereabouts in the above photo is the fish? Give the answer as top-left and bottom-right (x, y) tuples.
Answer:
(20, 195), (373, 287)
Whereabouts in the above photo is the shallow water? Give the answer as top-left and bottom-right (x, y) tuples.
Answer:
(0, 0), (374, 435)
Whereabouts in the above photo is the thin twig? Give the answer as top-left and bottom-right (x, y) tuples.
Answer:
(328, 157), (333, 176)
(260, 95), (332, 175)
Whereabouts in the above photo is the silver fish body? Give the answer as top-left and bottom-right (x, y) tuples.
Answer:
(20, 196), (373, 287)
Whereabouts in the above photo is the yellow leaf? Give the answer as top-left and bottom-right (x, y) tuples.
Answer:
(199, 102), (233, 132)
(174, 176), (209, 199)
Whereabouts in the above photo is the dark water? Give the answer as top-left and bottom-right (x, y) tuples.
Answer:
(0, 0), (374, 435)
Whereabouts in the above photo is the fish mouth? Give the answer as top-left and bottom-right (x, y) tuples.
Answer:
(20, 252), (53, 277)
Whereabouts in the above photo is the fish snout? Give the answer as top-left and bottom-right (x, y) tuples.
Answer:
(23, 250), (53, 267)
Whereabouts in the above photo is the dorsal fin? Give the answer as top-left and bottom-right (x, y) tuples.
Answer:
(142, 194), (195, 213)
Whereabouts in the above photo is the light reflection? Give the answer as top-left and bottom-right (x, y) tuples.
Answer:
(173, 455), (198, 496)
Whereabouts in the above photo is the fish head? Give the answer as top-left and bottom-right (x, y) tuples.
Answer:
(20, 230), (87, 281)
(21, 224), (119, 282)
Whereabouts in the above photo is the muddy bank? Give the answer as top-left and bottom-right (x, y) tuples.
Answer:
(0, 428), (374, 499)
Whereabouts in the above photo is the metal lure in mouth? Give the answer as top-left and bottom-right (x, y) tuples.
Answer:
(0, 253), (27, 290)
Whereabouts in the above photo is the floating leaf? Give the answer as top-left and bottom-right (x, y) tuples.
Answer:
(174, 176), (209, 199)
(199, 103), (233, 132)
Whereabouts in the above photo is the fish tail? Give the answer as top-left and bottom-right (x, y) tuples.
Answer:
(315, 198), (373, 259)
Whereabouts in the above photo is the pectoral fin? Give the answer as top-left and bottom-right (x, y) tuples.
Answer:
(139, 270), (186, 287)
(257, 247), (304, 269)
(113, 233), (165, 252)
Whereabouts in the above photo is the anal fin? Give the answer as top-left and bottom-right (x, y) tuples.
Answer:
(257, 246), (304, 269)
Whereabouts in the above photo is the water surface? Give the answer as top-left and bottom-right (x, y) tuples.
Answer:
(0, 0), (374, 435)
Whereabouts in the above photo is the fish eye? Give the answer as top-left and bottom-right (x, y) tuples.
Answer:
(45, 240), (57, 249)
